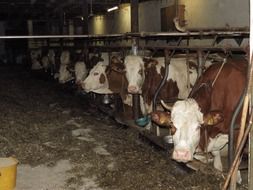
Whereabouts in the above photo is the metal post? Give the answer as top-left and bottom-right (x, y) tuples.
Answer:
(249, 109), (253, 190)
(133, 94), (140, 120)
(130, 0), (140, 121)
(131, 0), (139, 33)
(197, 50), (203, 77)
(82, 0), (89, 35)
(132, 38), (140, 120)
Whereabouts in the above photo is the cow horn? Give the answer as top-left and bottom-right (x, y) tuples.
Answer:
(161, 100), (172, 111)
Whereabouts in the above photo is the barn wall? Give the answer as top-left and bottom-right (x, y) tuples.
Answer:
(89, 0), (249, 35)
(138, 0), (175, 32)
(181, 0), (249, 29)
(89, 4), (131, 34)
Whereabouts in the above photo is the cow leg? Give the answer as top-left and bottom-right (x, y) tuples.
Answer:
(208, 134), (228, 171)
(211, 150), (223, 171)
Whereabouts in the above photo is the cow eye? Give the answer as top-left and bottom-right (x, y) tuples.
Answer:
(138, 69), (143, 75)
(94, 72), (99, 76)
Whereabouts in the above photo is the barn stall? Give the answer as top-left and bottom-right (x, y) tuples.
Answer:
(0, 0), (252, 190)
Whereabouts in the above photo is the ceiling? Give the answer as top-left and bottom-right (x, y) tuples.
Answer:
(0, 0), (151, 21)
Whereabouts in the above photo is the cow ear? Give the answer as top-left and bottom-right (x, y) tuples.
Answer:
(151, 111), (172, 127)
(203, 111), (223, 126)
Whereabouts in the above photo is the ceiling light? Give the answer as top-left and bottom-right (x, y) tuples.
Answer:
(107, 6), (119, 12)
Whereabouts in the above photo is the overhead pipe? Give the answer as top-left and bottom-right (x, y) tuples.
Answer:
(0, 31), (249, 40)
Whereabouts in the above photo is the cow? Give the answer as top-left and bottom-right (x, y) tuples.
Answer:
(81, 56), (134, 119)
(124, 55), (198, 114)
(57, 50), (88, 85)
(30, 49), (43, 70)
(151, 56), (247, 183)
(82, 56), (129, 98)
(40, 49), (56, 75)
(75, 61), (88, 85)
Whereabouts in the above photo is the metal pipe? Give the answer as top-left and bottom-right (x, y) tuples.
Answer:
(133, 94), (140, 120)
(223, 111), (253, 190)
(88, 45), (246, 52)
(228, 54), (252, 171)
(0, 34), (125, 39)
(152, 49), (175, 111)
(0, 31), (249, 40)
(129, 31), (249, 38)
(228, 86), (246, 169)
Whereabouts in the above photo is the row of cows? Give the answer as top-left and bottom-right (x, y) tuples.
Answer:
(30, 48), (248, 183)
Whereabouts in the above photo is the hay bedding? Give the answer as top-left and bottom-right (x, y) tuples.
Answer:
(0, 65), (247, 190)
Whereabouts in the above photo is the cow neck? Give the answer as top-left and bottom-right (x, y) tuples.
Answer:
(211, 58), (227, 87)
(106, 65), (128, 113)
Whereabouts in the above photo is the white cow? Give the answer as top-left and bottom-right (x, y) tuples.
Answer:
(58, 50), (88, 84)
(74, 61), (88, 85)
(30, 49), (42, 70)
(124, 55), (198, 115)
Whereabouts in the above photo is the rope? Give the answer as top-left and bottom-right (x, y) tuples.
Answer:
(212, 58), (227, 87)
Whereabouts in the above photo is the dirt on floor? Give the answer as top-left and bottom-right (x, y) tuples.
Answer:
(0, 65), (248, 190)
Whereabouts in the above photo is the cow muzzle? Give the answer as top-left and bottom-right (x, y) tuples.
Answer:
(127, 85), (139, 94)
(172, 149), (193, 163)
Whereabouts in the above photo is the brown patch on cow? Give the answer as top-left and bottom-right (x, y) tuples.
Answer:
(151, 111), (171, 127)
(193, 58), (247, 152)
(105, 58), (129, 102)
(143, 58), (158, 69)
(142, 62), (179, 107)
(99, 73), (106, 84)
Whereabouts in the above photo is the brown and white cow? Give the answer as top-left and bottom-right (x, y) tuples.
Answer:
(81, 56), (134, 119)
(124, 55), (198, 114)
(151, 57), (247, 182)
(57, 50), (88, 85)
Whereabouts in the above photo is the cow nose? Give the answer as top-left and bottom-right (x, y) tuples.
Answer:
(128, 85), (138, 93)
(172, 149), (192, 162)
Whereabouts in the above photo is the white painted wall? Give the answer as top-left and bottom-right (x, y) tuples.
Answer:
(182, 0), (249, 29)
(139, 0), (173, 32)
(89, 4), (130, 34)
(88, 0), (249, 34)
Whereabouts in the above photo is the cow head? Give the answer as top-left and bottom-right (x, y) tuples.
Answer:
(156, 99), (223, 163)
(58, 64), (73, 84)
(74, 61), (88, 85)
(81, 62), (111, 93)
(124, 55), (145, 94)
(60, 50), (70, 65)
